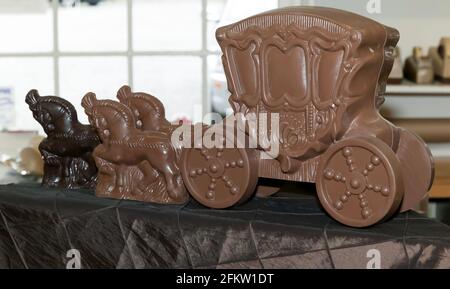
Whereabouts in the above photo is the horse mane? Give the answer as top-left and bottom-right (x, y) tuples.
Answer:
(116, 85), (165, 117)
(81, 92), (96, 115)
(25, 89), (40, 107)
(116, 85), (132, 103)
(26, 89), (78, 121)
(82, 92), (134, 127)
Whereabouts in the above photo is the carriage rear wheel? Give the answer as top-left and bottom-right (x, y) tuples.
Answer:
(316, 137), (404, 227)
(396, 128), (434, 212)
(181, 143), (259, 209)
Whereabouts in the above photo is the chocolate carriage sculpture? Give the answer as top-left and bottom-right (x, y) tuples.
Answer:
(81, 90), (188, 204)
(178, 7), (434, 227)
(25, 89), (99, 189)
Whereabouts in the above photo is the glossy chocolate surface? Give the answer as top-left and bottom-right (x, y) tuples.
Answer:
(81, 89), (188, 204)
(23, 6), (432, 228)
(26, 89), (99, 189)
(178, 7), (434, 227)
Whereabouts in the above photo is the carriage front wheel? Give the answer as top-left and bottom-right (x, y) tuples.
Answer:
(316, 137), (404, 227)
(180, 144), (259, 209)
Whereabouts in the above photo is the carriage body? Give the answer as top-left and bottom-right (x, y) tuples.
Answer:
(216, 7), (398, 182)
(180, 7), (434, 227)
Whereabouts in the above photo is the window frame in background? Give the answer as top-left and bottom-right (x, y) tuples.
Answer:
(0, 0), (285, 119)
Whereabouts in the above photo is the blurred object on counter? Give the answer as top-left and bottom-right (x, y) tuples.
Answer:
(19, 135), (45, 176)
(0, 130), (43, 184)
(390, 118), (450, 143)
(0, 131), (40, 155)
(19, 147), (43, 176)
(388, 47), (403, 84)
(429, 37), (450, 83)
(0, 134), (44, 177)
(404, 47), (434, 84)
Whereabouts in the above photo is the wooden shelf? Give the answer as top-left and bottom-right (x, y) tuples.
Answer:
(386, 80), (450, 96)
(382, 82), (450, 118)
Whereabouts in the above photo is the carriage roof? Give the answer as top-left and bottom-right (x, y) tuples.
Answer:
(217, 7), (395, 40)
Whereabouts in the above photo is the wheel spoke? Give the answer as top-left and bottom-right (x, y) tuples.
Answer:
(334, 190), (352, 210)
(342, 147), (357, 172)
(366, 182), (390, 196)
(362, 154), (381, 177)
(357, 193), (372, 219)
(189, 167), (208, 178)
(323, 168), (347, 183)
(200, 149), (212, 161)
(223, 158), (245, 169)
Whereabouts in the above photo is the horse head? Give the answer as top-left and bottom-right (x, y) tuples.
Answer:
(116, 85), (171, 132)
(26, 89), (78, 136)
(82, 92), (137, 143)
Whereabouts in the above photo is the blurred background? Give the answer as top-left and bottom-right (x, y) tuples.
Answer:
(0, 0), (449, 223)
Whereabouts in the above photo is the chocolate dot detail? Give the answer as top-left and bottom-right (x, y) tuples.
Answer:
(230, 187), (239, 195)
(343, 148), (352, 157)
(371, 155), (381, 166)
(324, 170), (334, 179)
(206, 191), (214, 199)
(362, 208), (372, 219)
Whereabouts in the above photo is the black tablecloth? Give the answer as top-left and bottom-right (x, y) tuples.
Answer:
(0, 183), (449, 269)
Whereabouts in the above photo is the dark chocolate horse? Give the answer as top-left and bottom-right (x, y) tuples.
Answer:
(25, 89), (99, 188)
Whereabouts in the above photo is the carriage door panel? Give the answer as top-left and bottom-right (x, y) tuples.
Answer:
(315, 49), (344, 108)
(265, 45), (308, 108)
(227, 43), (259, 107)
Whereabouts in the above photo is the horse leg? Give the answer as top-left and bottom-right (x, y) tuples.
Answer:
(115, 165), (130, 194)
(148, 149), (184, 200)
(137, 161), (158, 191)
(63, 157), (74, 187)
(40, 148), (63, 186)
(93, 146), (118, 193)
(80, 152), (98, 187)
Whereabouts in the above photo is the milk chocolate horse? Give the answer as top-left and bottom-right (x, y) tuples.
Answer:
(81, 92), (187, 204)
(25, 89), (99, 188)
